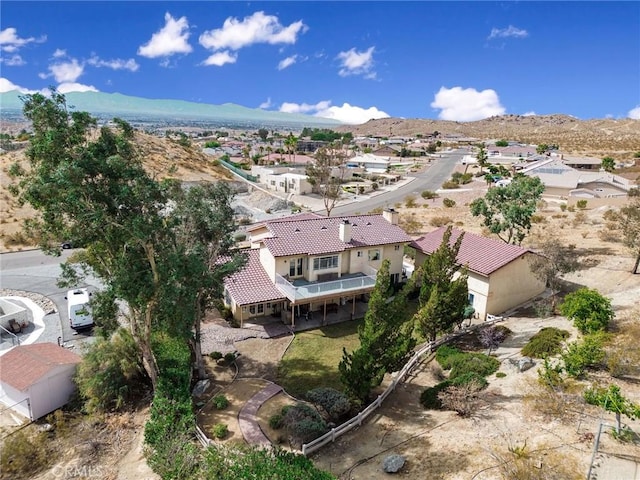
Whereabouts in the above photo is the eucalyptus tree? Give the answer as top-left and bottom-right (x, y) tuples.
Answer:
(305, 143), (347, 216)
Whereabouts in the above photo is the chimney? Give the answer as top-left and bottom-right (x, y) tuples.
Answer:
(339, 219), (352, 242)
(383, 208), (399, 225)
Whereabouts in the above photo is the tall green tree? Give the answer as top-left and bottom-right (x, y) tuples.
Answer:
(284, 132), (298, 163)
(601, 156), (615, 172)
(619, 187), (640, 274)
(470, 176), (544, 245)
(305, 143), (347, 216)
(476, 142), (488, 173)
(414, 226), (469, 341)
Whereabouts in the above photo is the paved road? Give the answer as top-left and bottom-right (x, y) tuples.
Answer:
(0, 249), (98, 346)
(325, 149), (466, 216)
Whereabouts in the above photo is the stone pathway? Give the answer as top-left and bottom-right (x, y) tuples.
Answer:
(238, 382), (283, 446)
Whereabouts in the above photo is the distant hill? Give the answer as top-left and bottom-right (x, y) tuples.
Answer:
(0, 90), (342, 129)
(338, 115), (640, 157)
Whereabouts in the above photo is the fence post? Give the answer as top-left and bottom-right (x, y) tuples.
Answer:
(331, 428), (336, 442)
(302, 443), (308, 456)
(357, 412), (363, 426)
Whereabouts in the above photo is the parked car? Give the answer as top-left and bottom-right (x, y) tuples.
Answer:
(65, 288), (94, 331)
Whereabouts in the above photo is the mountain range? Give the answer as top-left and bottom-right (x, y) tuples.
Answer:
(0, 90), (341, 129)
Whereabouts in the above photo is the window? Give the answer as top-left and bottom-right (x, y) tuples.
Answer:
(289, 258), (303, 276)
(390, 273), (399, 284)
(249, 305), (256, 314)
(313, 255), (339, 270)
(394, 245), (401, 251)
(357, 251), (363, 257)
(257, 304), (264, 314)
(468, 293), (475, 305)
(368, 249), (381, 261)
(270, 180), (276, 186)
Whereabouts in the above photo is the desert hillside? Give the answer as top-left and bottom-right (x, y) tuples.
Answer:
(338, 115), (640, 158)
(0, 131), (231, 251)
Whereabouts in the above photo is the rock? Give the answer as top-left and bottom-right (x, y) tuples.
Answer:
(518, 357), (535, 372)
(382, 454), (406, 473)
(192, 379), (210, 397)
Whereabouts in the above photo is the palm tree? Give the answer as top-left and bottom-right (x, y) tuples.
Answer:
(284, 133), (298, 163)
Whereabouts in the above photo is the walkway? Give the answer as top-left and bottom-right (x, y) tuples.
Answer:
(238, 382), (283, 446)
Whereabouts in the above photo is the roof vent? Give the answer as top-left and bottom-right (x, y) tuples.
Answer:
(294, 228), (300, 232)
(321, 226), (327, 230)
(366, 222), (372, 226)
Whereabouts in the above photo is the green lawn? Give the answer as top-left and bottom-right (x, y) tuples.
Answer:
(277, 320), (362, 398)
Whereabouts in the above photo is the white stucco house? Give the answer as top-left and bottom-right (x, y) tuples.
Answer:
(411, 227), (546, 320)
(0, 343), (81, 420)
(223, 210), (411, 326)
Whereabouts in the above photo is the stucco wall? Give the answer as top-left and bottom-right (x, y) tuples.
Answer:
(0, 381), (30, 419)
(28, 366), (78, 420)
(0, 298), (28, 330)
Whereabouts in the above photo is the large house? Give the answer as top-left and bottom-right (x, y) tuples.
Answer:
(223, 210), (411, 326)
(411, 227), (546, 320)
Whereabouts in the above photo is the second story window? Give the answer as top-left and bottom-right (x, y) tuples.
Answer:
(313, 255), (339, 270)
(368, 249), (381, 261)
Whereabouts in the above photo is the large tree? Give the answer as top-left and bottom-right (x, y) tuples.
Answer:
(470, 175), (544, 245)
(619, 187), (640, 274)
(414, 226), (469, 341)
(305, 143), (347, 216)
(11, 90), (243, 388)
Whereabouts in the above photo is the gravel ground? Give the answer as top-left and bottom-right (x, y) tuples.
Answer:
(200, 318), (291, 355)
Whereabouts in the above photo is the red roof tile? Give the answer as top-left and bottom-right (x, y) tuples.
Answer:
(0, 343), (81, 391)
(224, 249), (287, 306)
(262, 214), (411, 257)
(411, 227), (532, 276)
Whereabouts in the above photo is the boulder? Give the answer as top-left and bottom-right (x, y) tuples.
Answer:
(192, 379), (210, 397)
(518, 357), (535, 372)
(382, 454), (406, 473)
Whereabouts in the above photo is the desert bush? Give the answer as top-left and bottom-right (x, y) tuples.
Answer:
(602, 209), (619, 221)
(442, 198), (456, 208)
(429, 215), (453, 227)
(212, 394), (229, 410)
(533, 299), (553, 318)
(576, 199), (588, 209)
(435, 345), (463, 369)
(421, 190), (438, 200)
(76, 328), (146, 414)
(420, 381), (452, 410)
(400, 216), (422, 234)
(521, 327), (570, 358)
(448, 353), (500, 379)
(572, 211), (587, 227)
(496, 371), (507, 378)
(282, 403), (328, 446)
(269, 413), (284, 430)
(599, 228), (620, 242)
(209, 351), (223, 360)
(530, 214), (546, 224)
(560, 288), (613, 334)
(560, 203), (567, 212)
(438, 380), (484, 416)
(212, 423), (228, 439)
(0, 429), (53, 477)
(224, 352), (237, 363)
(450, 371), (489, 389)
(561, 333), (606, 378)
(306, 387), (351, 422)
(537, 357), (565, 389)
(405, 195), (417, 208)
(441, 180), (460, 189)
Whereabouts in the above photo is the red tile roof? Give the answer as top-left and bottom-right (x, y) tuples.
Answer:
(0, 343), (81, 391)
(262, 214), (411, 257)
(224, 249), (287, 306)
(246, 212), (323, 232)
(411, 227), (532, 276)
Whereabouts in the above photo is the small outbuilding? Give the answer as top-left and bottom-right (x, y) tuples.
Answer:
(0, 343), (81, 420)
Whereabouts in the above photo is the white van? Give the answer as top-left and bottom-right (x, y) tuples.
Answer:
(66, 288), (94, 330)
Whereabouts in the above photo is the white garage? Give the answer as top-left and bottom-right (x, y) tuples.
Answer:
(0, 343), (81, 420)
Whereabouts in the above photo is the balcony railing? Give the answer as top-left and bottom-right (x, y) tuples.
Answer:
(275, 271), (377, 302)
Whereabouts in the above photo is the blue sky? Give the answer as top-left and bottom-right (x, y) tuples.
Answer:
(1, 1), (639, 124)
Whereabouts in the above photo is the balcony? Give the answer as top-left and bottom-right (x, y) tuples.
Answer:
(275, 267), (377, 303)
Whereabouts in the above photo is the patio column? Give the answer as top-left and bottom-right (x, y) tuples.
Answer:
(352, 295), (356, 319)
(240, 307), (243, 329)
(323, 300), (327, 326)
(291, 303), (295, 328)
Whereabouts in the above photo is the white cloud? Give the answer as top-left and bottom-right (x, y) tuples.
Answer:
(87, 55), (139, 72)
(522, 111), (536, 116)
(628, 106), (640, 120)
(279, 100), (389, 124)
(202, 50), (237, 66)
(0, 77), (38, 93)
(57, 82), (98, 93)
(0, 54), (26, 66)
(199, 11), (307, 52)
(138, 12), (192, 58)
(48, 58), (84, 83)
(0, 27), (46, 52)
(430, 86), (506, 121)
(259, 97), (273, 109)
(336, 46), (375, 78)
(53, 48), (66, 58)
(278, 55), (297, 70)
(488, 25), (529, 40)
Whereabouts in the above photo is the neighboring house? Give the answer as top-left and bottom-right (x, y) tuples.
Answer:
(521, 158), (631, 198)
(0, 343), (81, 420)
(372, 145), (401, 157)
(265, 172), (312, 195)
(411, 227), (546, 320)
(224, 210), (411, 326)
(346, 153), (391, 173)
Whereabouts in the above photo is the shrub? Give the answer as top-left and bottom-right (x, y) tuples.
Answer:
(306, 387), (351, 422)
(538, 357), (565, 389)
(560, 203), (567, 212)
(442, 181), (460, 190)
(282, 403), (328, 446)
(560, 288), (614, 334)
(420, 381), (452, 410)
(450, 371), (489, 389)
(567, 205), (576, 212)
(405, 195), (417, 208)
(429, 215), (453, 227)
(435, 345), (463, 370)
(576, 199), (588, 209)
(75, 328), (146, 414)
(496, 372), (507, 378)
(602, 209), (619, 221)
(442, 198), (456, 208)
(530, 214), (546, 224)
(269, 414), (284, 430)
(234, 233), (247, 242)
(224, 352), (237, 364)
(209, 351), (223, 360)
(438, 380), (484, 416)
(212, 394), (229, 410)
(421, 190), (438, 200)
(561, 333), (606, 378)
(448, 353), (500, 380)
(0, 430), (51, 477)
(213, 423), (229, 439)
(521, 327), (570, 358)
